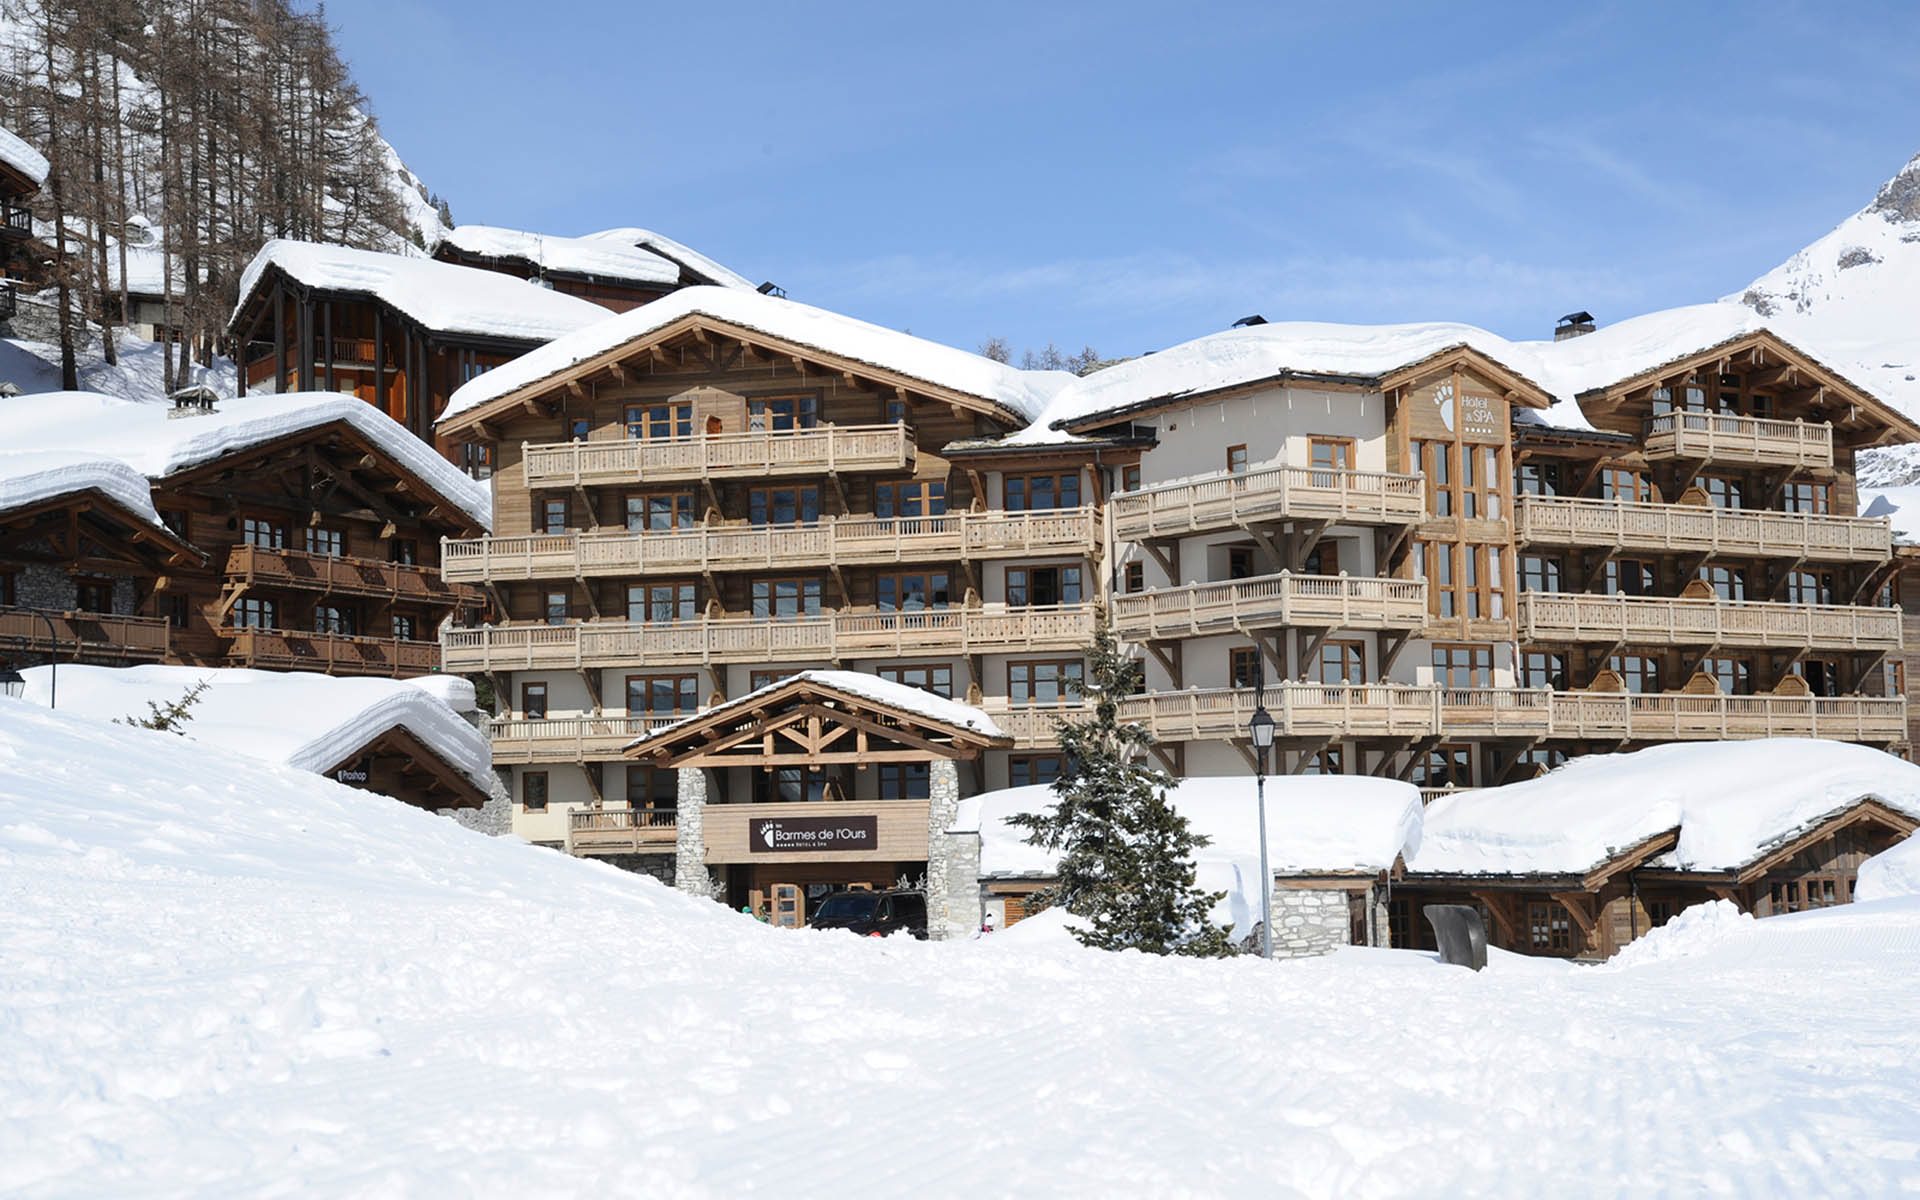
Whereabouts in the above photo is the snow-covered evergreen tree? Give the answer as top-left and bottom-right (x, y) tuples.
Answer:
(1011, 628), (1234, 957)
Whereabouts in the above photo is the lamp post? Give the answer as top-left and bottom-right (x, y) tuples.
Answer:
(1249, 704), (1276, 960)
(25, 609), (58, 709)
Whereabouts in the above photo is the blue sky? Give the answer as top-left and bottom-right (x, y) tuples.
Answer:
(324, 0), (1920, 361)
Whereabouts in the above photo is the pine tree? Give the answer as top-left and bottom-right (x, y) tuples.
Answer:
(118, 677), (209, 733)
(1010, 628), (1234, 956)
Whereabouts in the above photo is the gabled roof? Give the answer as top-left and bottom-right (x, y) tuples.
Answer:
(584, 227), (756, 290)
(435, 225), (682, 288)
(0, 450), (201, 567)
(0, 122), (49, 191)
(230, 239), (608, 344)
(624, 669), (1008, 768)
(436, 286), (1074, 435)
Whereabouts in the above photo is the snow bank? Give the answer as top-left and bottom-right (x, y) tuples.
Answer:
(0, 120), (48, 187)
(1855, 832), (1920, 903)
(0, 389), (490, 528)
(1859, 484), (1920, 543)
(438, 225), (681, 286)
(0, 449), (167, 532)
(233, 239), (608, 343)
(586, 226), (757, 290)
(1600, 899), (1756, 970)
(440, 285), (1073, 428)
(1412, 739), (1920, 877)
(18, 664), (491, 792)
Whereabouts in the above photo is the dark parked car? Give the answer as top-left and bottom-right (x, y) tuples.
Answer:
(809, 889), (928, 938)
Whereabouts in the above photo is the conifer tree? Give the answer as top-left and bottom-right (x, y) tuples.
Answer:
(1010, 628), (1234, 957)
(118, 678), (209, 734)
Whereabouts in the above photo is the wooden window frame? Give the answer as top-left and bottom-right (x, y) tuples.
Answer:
(521, 771), (549, 811)
(877, 761), (931, 801)
(1225, 444), (1249, 475)
(74, 577), (116, 615)
(1120, 465), (1141, 493)
(1316, 639), (1366, 686)
(1006, 565), (1082, 607)
(876, 571), (951, 612)
(242, 516), (288, 550)
(746, 393), (820, 432)
(1527, 902), (1573, 954)
(877, 664), (954, 699)
(543, 590), (570, 626)
(1518, 651), (1566, 690)
(748, 486), (821, 527)
(1122, 561), (1144, 594)
(626, 492), (695, 533)
(521, 681), (548, 720)
(1308, 436), (1355, 472)
(313, 603), (357, 636)
(1703, 657), (1752, 697)
(1008, 754), (1065, 788)
(1009, 659), (1085, 706)
(391, 613), (417, 641)
(751, 577), (823, 619)
(1431, 644), (1492, 689)
(1607, 654), (1662, 695)
(540, 496), (569, 535)
(627, 580), (696, 624)
(625, 402), (692, 441)
(1005, 472), (1082, 512)
(233, 596), (278, 630)
(875, 480), (946, 519)
(625, 673), (699, 717)
(626, 765), (677, 812)
(1229, 647), (1261, 690)
(305, 527), (345, 557)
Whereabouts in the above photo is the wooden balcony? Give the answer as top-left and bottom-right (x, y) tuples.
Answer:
(1546, 692), (1906, 744)
(1112, 464), (1425, 541)
(1111, 572), (1427, 640)
(1, 202), (29, 237)
(224, 628), (442, 677)
(1644, 413), (1832, 469)
(226, 545), (477, 607)
(568, 807), (678, 856)
(1517, 593), (1902, 652)
(980, 702), (1091, 748)
(0, 606), (170, 663)
(1516, 496), (1892, 562)
(521, 424), (913, 488)
(441, 603), (1098, 671)
(490, 714), (682, 764)
(440, 508), (1100, 583)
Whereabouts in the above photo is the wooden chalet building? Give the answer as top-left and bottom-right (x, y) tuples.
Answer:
(432, 225), (758, 315)
(2, 389), (488, 679)
(0, 122), (50, 325)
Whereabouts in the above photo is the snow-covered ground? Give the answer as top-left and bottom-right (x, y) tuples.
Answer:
(0, 331), (234, 401)
(4, 696), (1920, 1197)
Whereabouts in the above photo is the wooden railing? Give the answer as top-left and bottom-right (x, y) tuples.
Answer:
(567, 807), (679, 856)
(440, 508), (1100, 582)
(0, 606), (170, 662)
(980, 702), (1092, 748)
(522, 423), (913, 487)
(490, 714), (684, 763)
(318, 336), (379, 366)
(1546, 692), (1906, 743)
(224, 628), (442, 677)
(226, 545), (477, 606)
(1516, 496), (1892, 561)
(1644, 413), (1832, 469)
(1112, 464), (1425, 540)
(0, 202), (28, 236)
(1517, 592), (1902, 651)
(441, 603), (1098, 670)
(1111, 572), (1427, 639)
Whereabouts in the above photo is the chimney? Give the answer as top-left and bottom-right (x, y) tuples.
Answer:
(1554, 311), (1596, 341)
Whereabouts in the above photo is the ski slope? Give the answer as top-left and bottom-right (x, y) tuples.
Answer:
(2, 696), (1918, 1197)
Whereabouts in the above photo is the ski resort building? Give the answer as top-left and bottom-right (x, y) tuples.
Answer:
(0, 122), (49, 326)
(0, 389), (486, 678)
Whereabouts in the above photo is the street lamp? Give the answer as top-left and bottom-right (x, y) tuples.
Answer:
(1249, 704), (1276, 960)
(0, 662), (23, 700)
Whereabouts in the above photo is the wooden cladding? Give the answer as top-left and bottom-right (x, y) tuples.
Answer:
(0, 605), (170, 662)
(440, 508), (1100, 582)
(1112, 464), (1425, 540)
(702, 799), (931, 864)
(1516, 495), (1892, 562)
(1110, 571), (1428, 639)
(225, 628), (442, 677)
(1643, 413), (1834, 469)
(226, 545), (478, 606)
(521, 424), (913, 487)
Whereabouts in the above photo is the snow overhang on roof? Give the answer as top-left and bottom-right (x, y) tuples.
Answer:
(583, 227), (757, 291)
(437, 225), (681, 287)
(0, 122), (49, 190)
(0, 450), (201, 564)
(436, 286), (1075, 436)
(230, 239), (608, 345)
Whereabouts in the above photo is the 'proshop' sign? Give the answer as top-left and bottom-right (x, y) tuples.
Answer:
(751, 814), (879, 853)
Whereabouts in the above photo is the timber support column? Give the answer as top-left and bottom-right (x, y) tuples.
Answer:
(924, 758), (981, 940)
(674, 766), (713, 900)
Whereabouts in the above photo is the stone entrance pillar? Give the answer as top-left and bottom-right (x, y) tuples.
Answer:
(924, 758), (981, 940)
(674, 766), (713, 899)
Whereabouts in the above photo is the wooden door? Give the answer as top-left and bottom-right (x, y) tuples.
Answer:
(769, 883), (804, 929)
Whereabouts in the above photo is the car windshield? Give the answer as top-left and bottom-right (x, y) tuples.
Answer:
(814, 893), (880, 920)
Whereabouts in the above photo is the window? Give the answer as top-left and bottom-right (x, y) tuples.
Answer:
(391, 614), (418, 641)
(627, 766), (677, 813)
(306, 527), (344, 557)
(1309, 437), (1354, 474)
(879, 762), (931, 800)
(747, 395), (818, 432)
(627, 493), (694, 532)
(1228, 547), (1256, 580)
(1419, 541), (1455, 617)
(1520, 554), (1562, 594)
(1120, 465), (1141, 492)
(567, 417), (590, 441)
(74, 579), (115, 614)
(1300, 747), (1344, 776)
(1786, 570), (1835, 606)
(521, 682), (548, 719)
(158, 593), (191, 629)
(876, 481), (945, 519)
(1460, 444), (1478, 519)
(1885, 660), (1906, 699)
(391, 539), (419, 566)
(1123, 562), (1144, 594)
(1527, 903), (1572, 953)
(883, 398), (907, 424)
(1226, 445), (1249, 474)
(314, 605), (356, 636)
(1701, 476), (1745, 510)
(749, 487), (820, 526)
(752, 578), (822, 618)
(1475, 446), (1503, 520)
(1782, 482), (1830, 515)
(1005, 473), (1080, 511)
(1010, 660), (1084, 706)
(1604, 559), (1656, 597)
(1795, 659), (1840, 698)
(1600, 468), (1651, 503)
(1412, 441), (1452, 516)
(1317, 640), (1365, 686)
(1608, 654), (1661, 694)
(522, 772), (549, 811)
(749, 670), (796, 692)
(1007, 565), (1082, 606)
(1413, 745), (1473, 789)
(1432, 644), (1492, 689)
(627, 674), (698, 716)
(1703, 657), (1752, 696)
(878, 664), (953, 698)
(1700, 565), (1748, 602)
(541, 497), (569, 535)
(628, 582), (695, 623)
(626, 402), (691, 440)
(1230, 647), (1262, 690)
(877, 572), (949, 611)
(158, 509), (189, 537)
(242, 517), (287, 549)
(1303, 541), (1339, 576)
(754, 768), (828, 804)
(233, 597), (277, 629)
(0, 571), (12, 606)
(1009, 755), (1064, 788)
(462, 442), (493, 480)
(544, 590), (570, 626)
(1421, 543), (1500, 619)
(1518, 651), (1566, 690)
(1515, 462), (1561, 497)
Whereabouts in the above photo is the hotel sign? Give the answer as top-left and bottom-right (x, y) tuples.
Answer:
(750, 814), (879, 854)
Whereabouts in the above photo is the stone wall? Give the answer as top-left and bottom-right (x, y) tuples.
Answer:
(1270, 887), (1352, 958)
(923, 758), (981, 940)
(437, 765), (513, 837)
(10, 559), (137, 615)
(673, 766), (715, 899)
(593, 853), (675, 885)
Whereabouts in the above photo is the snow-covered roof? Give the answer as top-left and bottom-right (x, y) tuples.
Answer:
(1409, 739), (1920, 878)
(0, 390), (491, 529)
(233, 239), (608, 343)
(438, 225), (681, 287)
(0, 122), (48, 188)
(0, 449), (168, 533)
(585, 227), (756, 290)
(1855, 831), (1920, 903)
(439, 286), (1075, 430)
(630, 669), (1005, 749)
(17, 665), (491, 793)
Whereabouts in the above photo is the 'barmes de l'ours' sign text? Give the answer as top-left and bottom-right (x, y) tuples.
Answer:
(750, 815), (879, 853)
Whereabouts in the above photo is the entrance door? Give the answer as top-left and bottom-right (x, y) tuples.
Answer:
(769, 883), (805, 929)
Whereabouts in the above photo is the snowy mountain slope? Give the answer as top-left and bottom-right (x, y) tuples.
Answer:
(5, 696), (1920, 1197)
